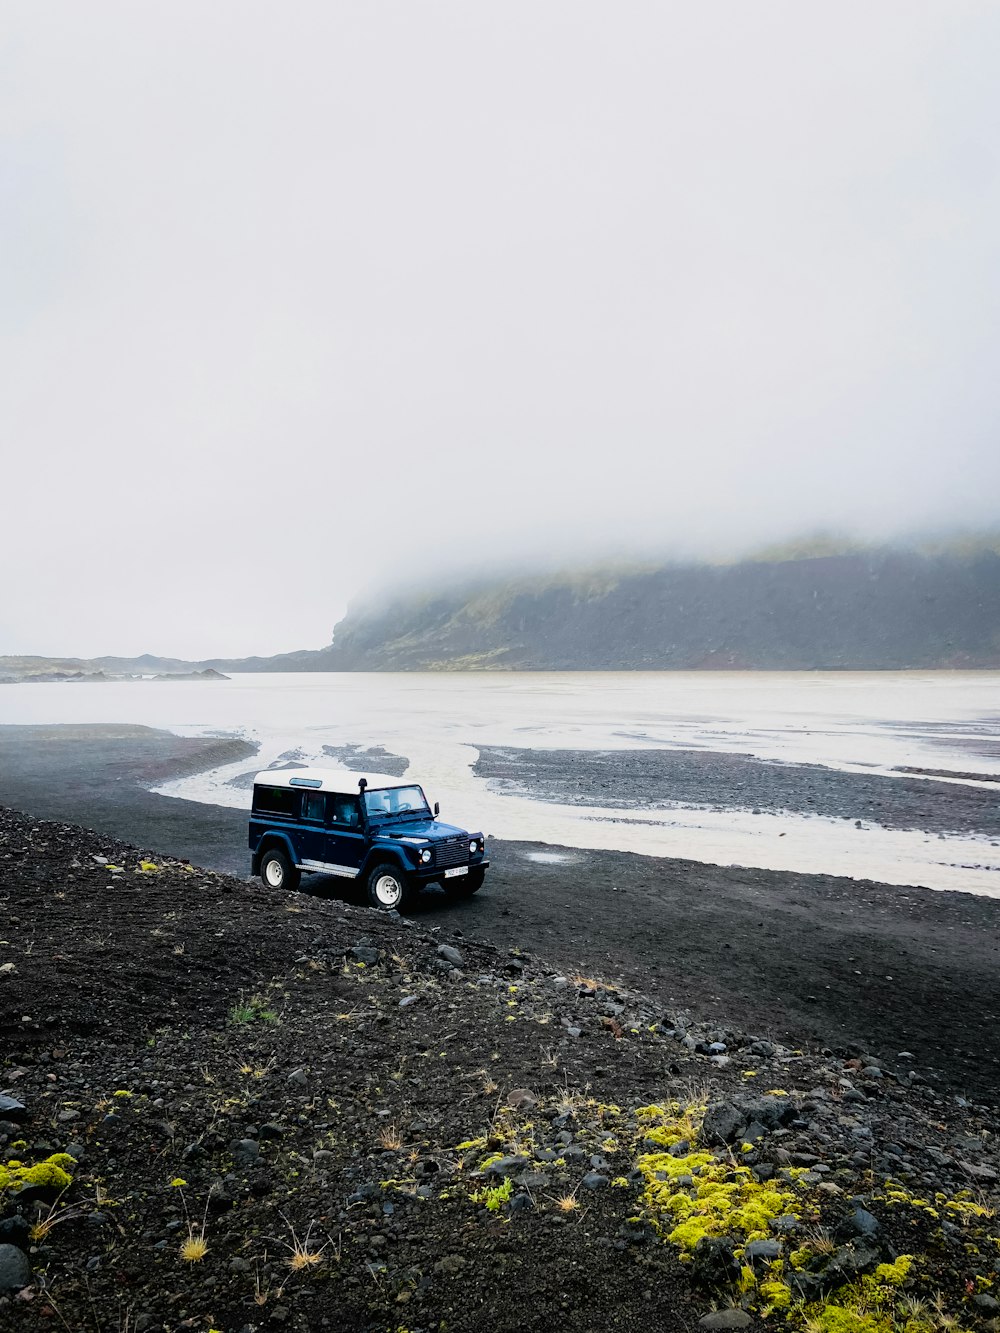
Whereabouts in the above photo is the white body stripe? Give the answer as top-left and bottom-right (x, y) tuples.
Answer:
(298, 858), (360, 879)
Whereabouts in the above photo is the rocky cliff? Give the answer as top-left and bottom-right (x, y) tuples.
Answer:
(282, 547), (1000, 671)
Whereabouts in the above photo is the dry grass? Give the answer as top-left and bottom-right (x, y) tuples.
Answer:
(29, 1199), (82, 1242)
(378, 1123), (403, 1151)
(180, 1233), (208, 1262)
(277, 1215), (334, 1274)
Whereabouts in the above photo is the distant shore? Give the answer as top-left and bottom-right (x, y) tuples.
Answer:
(2, 722), (1000, 1096)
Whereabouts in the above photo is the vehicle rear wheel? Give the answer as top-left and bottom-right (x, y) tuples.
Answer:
(366, 862), (413, 912)
(259, 847), (300, 893)
(445, 867), (485, 898)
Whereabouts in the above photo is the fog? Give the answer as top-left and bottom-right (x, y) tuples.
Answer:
(3, 2), (1000, 658)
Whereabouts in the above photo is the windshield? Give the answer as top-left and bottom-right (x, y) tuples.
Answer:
(363, 785), (430, 820)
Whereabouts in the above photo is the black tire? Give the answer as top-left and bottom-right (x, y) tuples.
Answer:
(445, 867), (485, 898)
(366, 861), (414, 912)
(259, 847), (300, 893)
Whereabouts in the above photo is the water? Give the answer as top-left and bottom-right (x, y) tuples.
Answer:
(3, 671), (999, 895)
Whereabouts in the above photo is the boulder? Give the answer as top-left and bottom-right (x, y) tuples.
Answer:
(0, 1243), (31, 1292)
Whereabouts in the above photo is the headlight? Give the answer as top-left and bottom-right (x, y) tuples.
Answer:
(469, 840), (478, 854)
(420, 849), (432, 863)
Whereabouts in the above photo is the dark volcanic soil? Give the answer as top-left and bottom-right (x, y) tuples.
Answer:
(1, 808), (1000, 1333)
(2, 726), (1000, 1099)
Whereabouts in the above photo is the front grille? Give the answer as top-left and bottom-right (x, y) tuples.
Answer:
(435, 837), (469, 869)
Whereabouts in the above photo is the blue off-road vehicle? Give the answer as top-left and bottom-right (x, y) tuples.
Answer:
(249, 767), (489, 911)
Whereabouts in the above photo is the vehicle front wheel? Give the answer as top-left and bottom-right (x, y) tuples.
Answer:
(445, 867), (485, 898)
(259, 847), (300, 893)
(366, 862), (413, 912)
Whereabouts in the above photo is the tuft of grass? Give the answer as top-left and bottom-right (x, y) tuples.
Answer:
(277, 1215), (334, 1274)
(227, 992), (279, 1026)
(29, 1199), (82, 1242)
(469, 1177), (513, 1212)
(180, 1233), (208, 1262)
(378, 1123), (403, 1151)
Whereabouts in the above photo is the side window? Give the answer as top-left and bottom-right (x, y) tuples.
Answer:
(330, 795), (361, 828)
(303, 792), (327, 823)
(253, 786), (300, 818)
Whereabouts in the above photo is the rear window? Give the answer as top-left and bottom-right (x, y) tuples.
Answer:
(253, 785), (301, 818)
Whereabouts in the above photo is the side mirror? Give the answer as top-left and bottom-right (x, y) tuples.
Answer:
(434, 801), (440, 817)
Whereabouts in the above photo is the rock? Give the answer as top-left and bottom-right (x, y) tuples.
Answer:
(231, 1138), (260, 1164)
(0, 1096), (27, 1124)
(692, 1236), (740, 1288)
(581, 1172), (609, 1190)
(434, 1253), (467, 1275)
(566, 1026), (582, 1038)
(699, 1312), (752, 1330)
(399, 995), (418, 1007)
(483, 1156), (529, 1177)
(825, 1240), (882, 1281)
(349, 945), (379, 965)
(0, 1243), (31, 1292)
(701, 1102), (746, 1146)
(973, 1295), (1000, 1313)
(258, 1123), (283, 1140)
(959, 1160), (999, 1182)
(745, 1238), (782, 1269)
(0, 1216), (30, 1251)
(506, 1088), (537, 1111)
(286, 1068), (308, 1087)
(834, 1207), (881, 1242)
(437, 944), (465, 968)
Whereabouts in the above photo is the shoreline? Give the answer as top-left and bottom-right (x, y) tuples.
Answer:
(1, 724), (999, 1097)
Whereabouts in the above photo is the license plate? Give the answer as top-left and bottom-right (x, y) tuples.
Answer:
(444, 866), (468, 879)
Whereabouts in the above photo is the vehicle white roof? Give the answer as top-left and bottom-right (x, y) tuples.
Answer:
(253, 766), (411, 793)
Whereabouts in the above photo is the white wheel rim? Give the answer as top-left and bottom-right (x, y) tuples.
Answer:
(375, 874), (402, 907)
(265, 859), (284, 888)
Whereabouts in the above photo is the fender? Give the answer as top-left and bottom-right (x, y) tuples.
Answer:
(359, 846), (410, 880)
(252, 831), (298, 874)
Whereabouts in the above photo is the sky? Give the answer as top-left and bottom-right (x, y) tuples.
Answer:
(3, 2), (1000, 659)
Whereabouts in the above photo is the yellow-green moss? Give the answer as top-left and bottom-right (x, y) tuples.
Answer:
(0, 1152), (75, 1194)
(760, 1278), (792, 1309)
(635, 1115), (801, 1254)
(873, 1255), (913, 1286)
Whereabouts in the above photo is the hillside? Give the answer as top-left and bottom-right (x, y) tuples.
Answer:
(296, 547), (1000, 671)
(5, 546), (1000, 676)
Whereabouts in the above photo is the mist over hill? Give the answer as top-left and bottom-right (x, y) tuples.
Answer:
(5, 545), (999, 677)
(290, 547), (1000, 671)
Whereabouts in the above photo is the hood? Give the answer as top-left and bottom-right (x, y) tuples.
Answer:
(376, 817), (469, 842)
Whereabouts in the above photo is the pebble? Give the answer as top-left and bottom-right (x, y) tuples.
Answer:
(286, 1068), (308, 1086)
(699, 1312), (752, 1330)
(581, 1172), (609, 1190)
(0, 1096), (27, 1124)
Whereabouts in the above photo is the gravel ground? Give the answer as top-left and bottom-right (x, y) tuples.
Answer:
(1, 807), (999, 1332)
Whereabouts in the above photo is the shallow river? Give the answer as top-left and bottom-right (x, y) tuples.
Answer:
(3, 671), (1000, 895)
